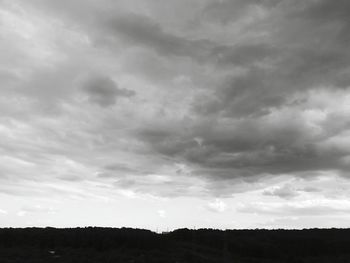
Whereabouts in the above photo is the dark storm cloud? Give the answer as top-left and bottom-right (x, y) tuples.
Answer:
(159, 0), (350, 181)
(202, 0), (282, 24)
(104, 13), (213, 60)
(210, 44), (278, 67)
(292, 0), (350, 42)
(192, 69), (285, 118)
(193, 0), (350, 116)
(195, 47), (350, 118)
(82, 76), (135, 107)
(135, 94), (350, 182)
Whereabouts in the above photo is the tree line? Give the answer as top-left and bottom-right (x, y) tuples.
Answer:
(0, 227), (350, 262)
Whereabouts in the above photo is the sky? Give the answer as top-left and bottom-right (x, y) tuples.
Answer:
(1, 0), (350, 231)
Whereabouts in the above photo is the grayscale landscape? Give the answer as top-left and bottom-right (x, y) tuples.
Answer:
(1, 0), (350, 262)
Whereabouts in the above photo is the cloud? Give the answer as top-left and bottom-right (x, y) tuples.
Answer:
(136, 90), (350, 181)
(238, 199), (350, 217)
(16, 205), (56, 217)
(206, 199), (227, 213)
(157, 210), (166, 218)
(111, 0), (350, 187)
(291, 0), (350, 45)
(202, 0), (281, 25)
(0, 209), (7, 214)
(263, 184), (299, 199)
(20, 205), (57, 214)
(82, 75), (135, 107)
(105, 13), (212, 59)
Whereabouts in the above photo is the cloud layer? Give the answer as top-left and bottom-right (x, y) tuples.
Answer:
(1, 0), (350, 229)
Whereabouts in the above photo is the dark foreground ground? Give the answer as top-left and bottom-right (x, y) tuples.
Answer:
(1, 227), (350, 262)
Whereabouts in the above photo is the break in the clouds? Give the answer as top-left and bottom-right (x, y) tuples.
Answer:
(1, 0), (350, 230)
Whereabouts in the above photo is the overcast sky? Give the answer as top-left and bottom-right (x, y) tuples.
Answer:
(1, 0), (350, 230)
